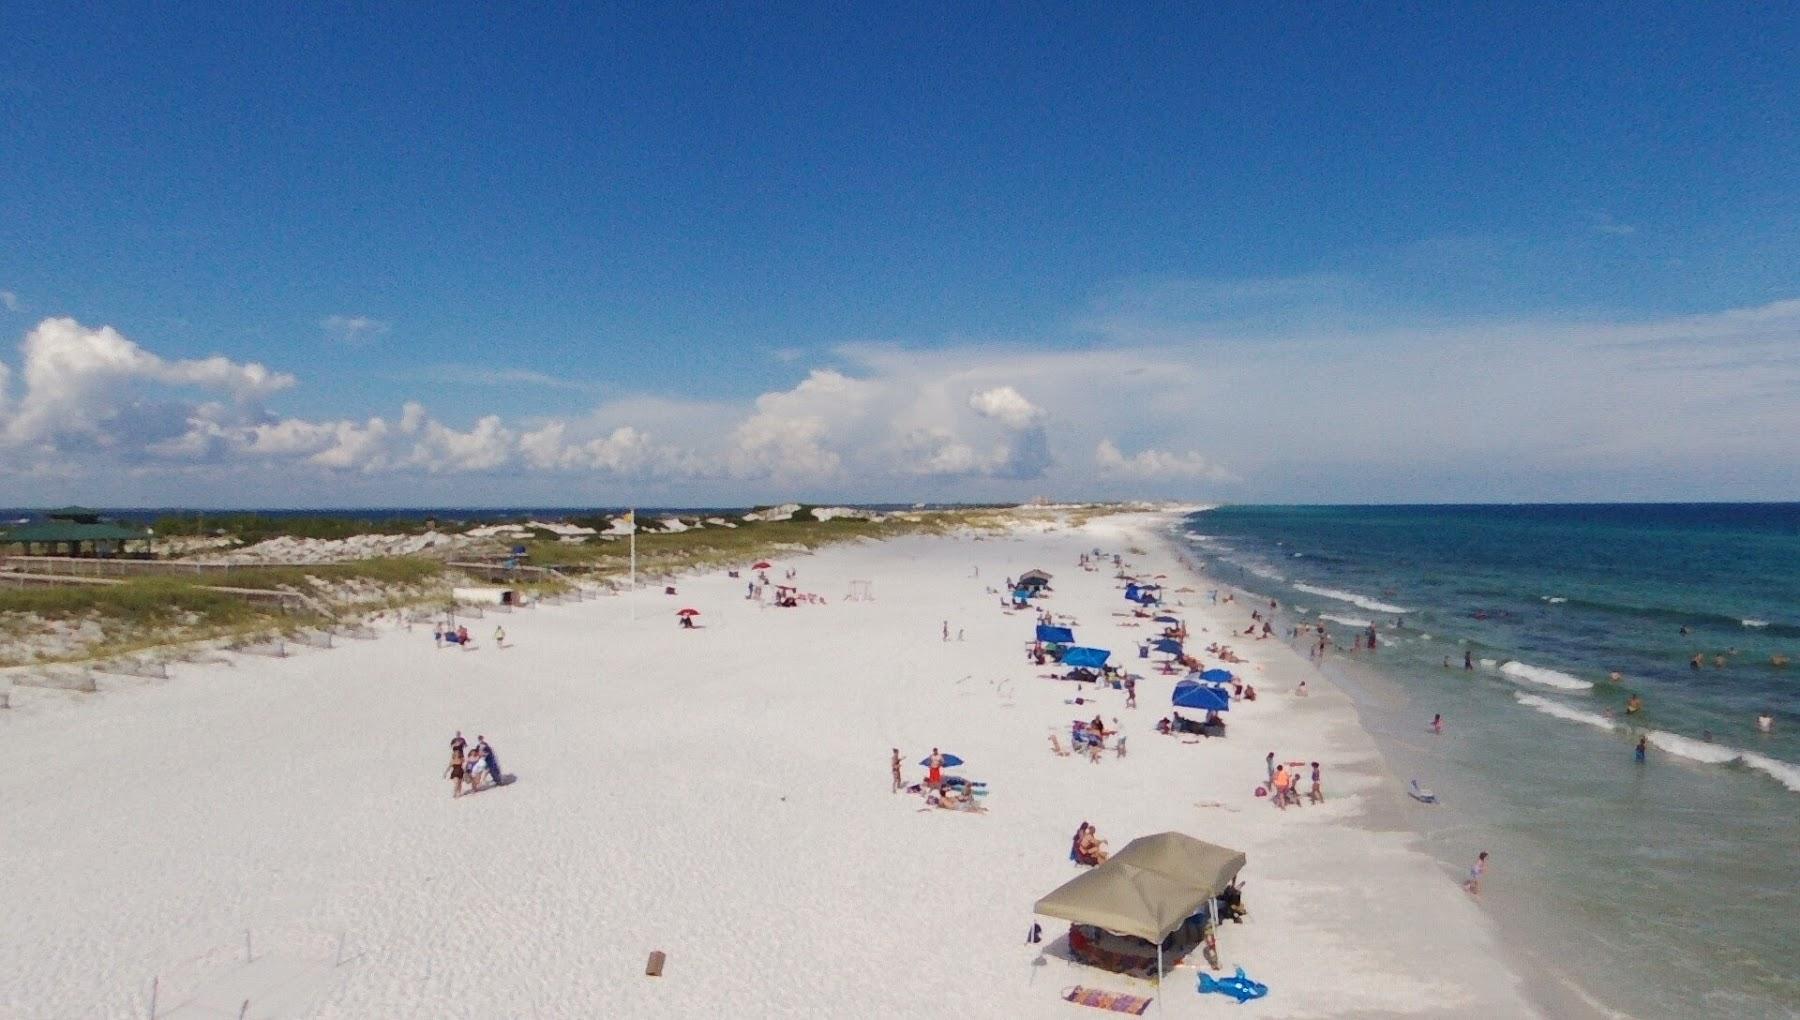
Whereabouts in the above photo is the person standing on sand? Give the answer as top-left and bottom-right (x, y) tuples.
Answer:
(1272, 766), (1292, 810)
(479, 736), (501, 786)
(942, 621), (949, 642)
(1464, 650), (1474, 670)
(1265, 751), (1277, 786)
(891, 748), (903, 792)
(1309, 762), (1324, 803)
(446, 748), (467, 797)
(1464, 852), (1489, 895)
(1124, 675), (1137, 708)
(927, 748), (944, 788)
(1431, 714), (1444, 735)
(494, 625), (506, 648)
(1635, 736), (1647, 763)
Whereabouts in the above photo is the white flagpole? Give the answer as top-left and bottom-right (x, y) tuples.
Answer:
(628, 508), (636, 621)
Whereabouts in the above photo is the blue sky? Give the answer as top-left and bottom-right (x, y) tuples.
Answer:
(1, 4), (1797, 506)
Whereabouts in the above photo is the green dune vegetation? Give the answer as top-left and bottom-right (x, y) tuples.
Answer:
(0, 504), (1068, 666)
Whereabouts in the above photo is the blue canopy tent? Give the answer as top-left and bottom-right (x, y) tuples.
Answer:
(1062, 646), (1112, 670)
(1200, 668), (1234, 683)
(1036, 624), (1075, 644)
(1123, 583), (1142, 601)
(1172, 680), (1231, 712)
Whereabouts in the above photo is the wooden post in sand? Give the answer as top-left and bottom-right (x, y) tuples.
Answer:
(645, 950), (666, 976)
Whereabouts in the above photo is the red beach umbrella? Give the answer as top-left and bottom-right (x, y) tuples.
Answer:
(677, 608), (701, 616)
(752, 561), (772, 569)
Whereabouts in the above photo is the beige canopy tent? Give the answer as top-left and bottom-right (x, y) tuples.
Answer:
(1033, 832), (1247, 1008)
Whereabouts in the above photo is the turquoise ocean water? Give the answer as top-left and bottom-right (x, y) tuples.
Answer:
(1177, 504), (1799, 1019)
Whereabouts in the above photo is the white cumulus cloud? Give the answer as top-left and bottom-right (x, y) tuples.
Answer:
(1095, 439), (1235, 481)
(321, 315), (390, 345)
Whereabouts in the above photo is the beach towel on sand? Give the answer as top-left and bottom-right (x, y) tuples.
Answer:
(1061, 986), (1153, 1015)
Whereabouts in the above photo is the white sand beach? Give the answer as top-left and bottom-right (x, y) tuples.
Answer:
(2, 511), (1542, 1018)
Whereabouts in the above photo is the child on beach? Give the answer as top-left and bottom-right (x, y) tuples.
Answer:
(1463, 851), (1489, 896)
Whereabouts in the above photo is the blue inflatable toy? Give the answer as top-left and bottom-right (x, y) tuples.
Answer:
(1198, 966), (1269, 1004)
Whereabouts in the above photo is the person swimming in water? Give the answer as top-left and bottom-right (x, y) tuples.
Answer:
(1625, 694), (1643, 715)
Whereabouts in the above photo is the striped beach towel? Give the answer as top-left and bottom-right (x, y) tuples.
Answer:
(1061, 986), (1153, 1015)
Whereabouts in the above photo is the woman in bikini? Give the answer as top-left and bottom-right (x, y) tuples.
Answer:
(447, 748), (467, 797)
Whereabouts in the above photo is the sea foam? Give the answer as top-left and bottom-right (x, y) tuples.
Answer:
(1645, 733), (1800, 791)
(1291, 582), (1410, 614)
(1741, 619), (1770, 629)
(1319, 613), (1373, 628)
(1498, 661), (1595, 690)
(1515, 693), (1615, 731)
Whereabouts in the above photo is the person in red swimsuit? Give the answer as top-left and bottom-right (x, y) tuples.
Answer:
(927, 748), (944, 787)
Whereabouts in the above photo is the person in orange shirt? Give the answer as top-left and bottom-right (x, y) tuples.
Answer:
(1272, 765), (1291, 810)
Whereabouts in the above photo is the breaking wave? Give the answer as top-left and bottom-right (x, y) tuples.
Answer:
(1515, 693), (1615, 731)
(1498, 661), (1595, 690)
(1291, 583), (1410, 614)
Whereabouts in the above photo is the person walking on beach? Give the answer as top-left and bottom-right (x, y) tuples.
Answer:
(478, 736), (501, 786)
(451, 731), (466, 757)
(942, 621), (949, 642)
(891, 748), (903, 792)
(1309, 762), (1324, 803)
(1431, 713), (1444, 735)
(1272, 766), (1292, 810)
(927, 748), (944, 788)
(1635, 736), (1647, 763)
(1265, 751), (1277, 786)
(447, 747), (467, 797)
(494, 625), (506, 648)
(1124, 675), (1137, 708)
(1463, 851), (1489, 896)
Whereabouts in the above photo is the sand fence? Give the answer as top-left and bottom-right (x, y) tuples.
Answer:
(142, 926), (359, 1019)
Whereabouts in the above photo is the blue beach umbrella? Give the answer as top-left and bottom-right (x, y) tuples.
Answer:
(1153, 615), (1179, 624)
(1172, 680), (1231, 712)
(1062, 646), (1112, 670)
(920, 753), (965, 768)
(1152, 637), (1184, 655)
(1200, 668), (1233, 683)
